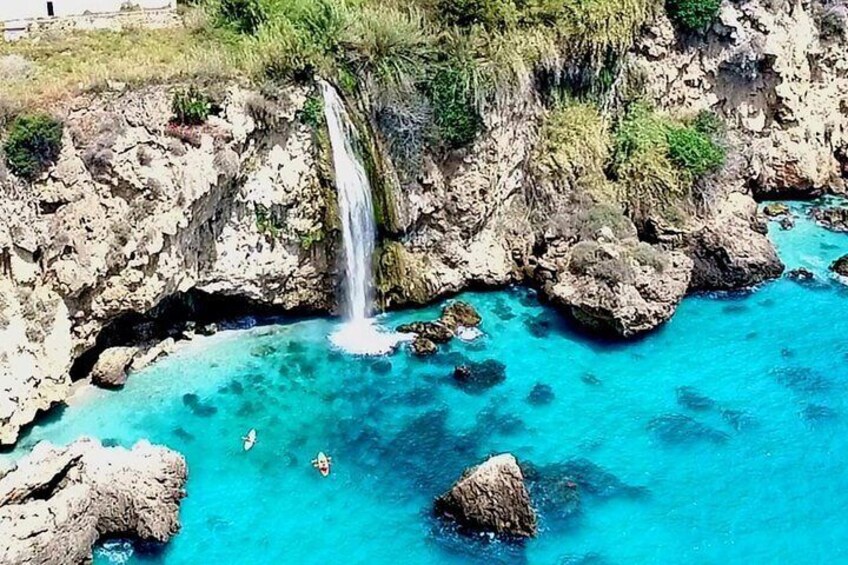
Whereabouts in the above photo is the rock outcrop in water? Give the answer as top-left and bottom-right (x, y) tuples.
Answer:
(687, 194), (785, 290)
(0, 438), (187, 564)
(830, 255), (848, 278)
(399, 301), (483, 356)
(435, 453), (537, 538)
(811, 205), (848, 233)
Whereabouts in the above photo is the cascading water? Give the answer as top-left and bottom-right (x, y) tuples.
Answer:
(320, 81), (407, 355)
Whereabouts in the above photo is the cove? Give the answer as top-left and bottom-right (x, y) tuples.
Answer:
(4, 201), (848, 564)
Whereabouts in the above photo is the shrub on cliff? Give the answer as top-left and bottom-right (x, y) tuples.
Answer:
(666, 126), (724, 177)
(428, 64), (482, 149)
(665, 0), (721, 31)
(437, 0), (519, 30)
(3, 113), (63, 180)
(218, 0), (266, 34)
(171, 87), (211, 126)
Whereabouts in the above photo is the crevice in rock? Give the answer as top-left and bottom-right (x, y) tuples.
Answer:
(26, 456), (82, 502)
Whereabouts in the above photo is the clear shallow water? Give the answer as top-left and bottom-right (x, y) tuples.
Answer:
(5, 201), (848, 564)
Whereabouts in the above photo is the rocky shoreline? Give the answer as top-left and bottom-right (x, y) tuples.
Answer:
(0, 0), (844, 485)
(0, 438), (187, 564)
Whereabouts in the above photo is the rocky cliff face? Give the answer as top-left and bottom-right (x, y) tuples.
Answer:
(2, 0), (836, 446)
(0, 438), (187, 565)
(0, 84), (337, 444)
(631, 0), (848, 199)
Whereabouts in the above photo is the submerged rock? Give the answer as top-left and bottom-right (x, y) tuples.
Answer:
(89, 346), (139, 389)
(435, 453), (537, 538)
(0, 438), (187, 564)
(802, 404), (838, 424)
(647, 414), (730, 445)
(526, 382), (555, 406)
(676, 386), (716, 411)
(530, 458), (648, 500)
(521, 462), (581, 519)
(452, 360), (507, 393)
(830, 254), (848, 277)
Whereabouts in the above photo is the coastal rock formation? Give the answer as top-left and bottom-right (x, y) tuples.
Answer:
(811, 205), (848, 233)
(399, 301), (483, 355)
(89, 346), (139, 388)
(687, 193), (784, 290)
(537, 237), (693, 337)
(830, 254), (848, 277)
(0, 438), (187, 564)
(0, 84), (337, 444)
(435, 453), (537, 538)
(632, 0), (848, 199)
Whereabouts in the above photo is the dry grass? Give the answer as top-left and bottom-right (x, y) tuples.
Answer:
(0, 25), (239, 108)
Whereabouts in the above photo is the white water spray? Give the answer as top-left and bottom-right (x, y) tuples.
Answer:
(321, 82), (407, 355)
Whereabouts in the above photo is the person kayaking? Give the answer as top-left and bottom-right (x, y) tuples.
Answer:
(242, 429), (257, 451)
(312, 452), (332, 477)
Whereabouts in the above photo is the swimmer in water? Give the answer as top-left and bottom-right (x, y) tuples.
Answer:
(312, 452), (332, 476)
(242, 429), (257, 451)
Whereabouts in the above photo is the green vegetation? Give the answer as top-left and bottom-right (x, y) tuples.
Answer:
(3, 114), (64, 180)
(298, 95), (325, 129)
(254, 203), (284, 239)
(428, 64), (482, 148)
(218, 0), (266, 34)
(171, 86), (212, 125)
(538, 99), (726, 226)
(665, 0), (721, 31)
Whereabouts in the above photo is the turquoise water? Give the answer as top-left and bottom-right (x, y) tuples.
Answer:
(5, 201), (848, 564)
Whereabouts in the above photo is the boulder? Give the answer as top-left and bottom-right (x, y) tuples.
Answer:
(539, 240), (693, 338)
(435, 453), (537, 538)
(440, 302), (482, 330)
(786, 267), (815, 282)
(830, 254), (848, 277)
(688, 194), (784, 290)
(811, 206), (848, 233)
(397, 321), (454, 344)
(89, 346), (139, 388)
(763, 202), (790, 217)
(410, 337), (438, 356)
(0, 438), (187, 565)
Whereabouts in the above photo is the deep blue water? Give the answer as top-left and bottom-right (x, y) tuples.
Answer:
(4, 201), (848, 564)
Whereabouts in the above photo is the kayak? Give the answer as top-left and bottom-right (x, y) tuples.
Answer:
(242, 429), (257, 451)
(312, 451), (331, 476)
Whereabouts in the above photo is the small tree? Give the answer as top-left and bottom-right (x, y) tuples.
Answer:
(3, 114), (63, 181)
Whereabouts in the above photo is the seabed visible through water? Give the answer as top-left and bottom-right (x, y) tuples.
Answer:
(4, 200), (848, 564)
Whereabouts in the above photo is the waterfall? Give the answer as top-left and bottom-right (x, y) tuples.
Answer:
(321, 81), (375, 322)
(321, 81), (407, 355)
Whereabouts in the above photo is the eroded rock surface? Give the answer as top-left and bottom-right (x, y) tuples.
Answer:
(0, 438), (187, 564)
(687, 193), (784, 290)
(435, 453), (537, 538)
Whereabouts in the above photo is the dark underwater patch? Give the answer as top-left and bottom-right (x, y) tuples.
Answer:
(772, 367), (832, 394)
(721, 409), (756, 432)
(370, 359), (392, 375)
(527, 383), (555, 406)
(580, 373), (602, 386)
(474, 403), (526, 437)
(647, 414), (729, 445)
(525, 458), (648, 502)
(523, 313), (553, 338)
(100, 438), (120, 447)
(722, 303), (749, 314)
(493, 298), (517, 321)
(172, 426), (195, 442)
(218, 379), (244, 395)
(250, 344), (277, 358)
(802, 404), (838, 424)
(676, 386), (716, 411)
(451, 360), (507, 394)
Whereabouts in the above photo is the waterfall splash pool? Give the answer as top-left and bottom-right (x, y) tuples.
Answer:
(4, 201), (848, 564)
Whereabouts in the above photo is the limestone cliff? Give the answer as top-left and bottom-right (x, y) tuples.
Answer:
(2, 0), (843, 446)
